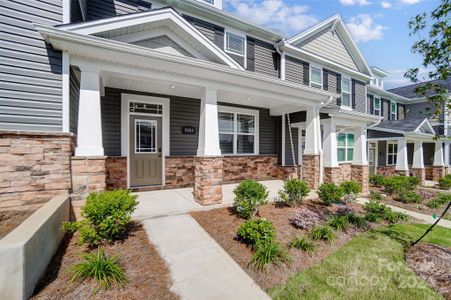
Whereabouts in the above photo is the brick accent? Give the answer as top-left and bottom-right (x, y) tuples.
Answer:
(223, 155), (279, 182)
(193, 156), (223, 205)
(425, 166), (433, 180)
(376, 166), (396, 176)
(351, 165), (369, 194)
(302, 155), (320, 189)
(105, 156), (127, 189)
(411, 168), (425, 183)
(0, 131), (73, 211)
(432, 166), (445, 181)
(165, 156), (195, 188)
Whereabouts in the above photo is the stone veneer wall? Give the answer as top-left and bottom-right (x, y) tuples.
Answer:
(351, 165), (369, 194)
(425, 166), (433, 180)
(165, 156), (195, 188)
(193, 156), (223, 205)
(105, 157), (127, 190)
(0, 131), (73, 211)
(223, 155), (279, 183)
(302, 155), (320, 189)
(323, 163), (352, 184)
(376, 166), (396, 177)
(411, 168), (426, 183)
(431, 166), (445, 181)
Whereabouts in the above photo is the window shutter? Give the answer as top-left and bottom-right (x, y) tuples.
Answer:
(387, 100), (391, 120)
(246, 36), (255, 72)
(302, 63), (309, 85)
(336, 74), (342, 106)
(369, 95), (374, 114)
(323, 69), (328, 91)
(351, 79), (356, 109)
(381, 99), (384, 117)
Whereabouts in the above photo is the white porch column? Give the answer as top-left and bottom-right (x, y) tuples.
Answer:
(304, 106), (320, 155)
(352, 126), (368, 166)
(197, 87), (221, 156)
(433, 141), (444, 166)
(322, 119), (338, 168)
(75, 68), (104, 156)
(395, 138), (408, 172)
(412, 141), (424, 168)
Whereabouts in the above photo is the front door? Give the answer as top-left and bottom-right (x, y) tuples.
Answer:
(368, 144), (376, 176)
(129, 115), (162, 186)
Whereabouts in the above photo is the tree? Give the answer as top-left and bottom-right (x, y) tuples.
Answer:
(404, 0), (450, 122)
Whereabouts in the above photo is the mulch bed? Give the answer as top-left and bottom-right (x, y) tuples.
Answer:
(0, 209), (35, 239)
(406, 243), (451, 299)
(191, 199), (370, 291)
(32, 222), (179, 300)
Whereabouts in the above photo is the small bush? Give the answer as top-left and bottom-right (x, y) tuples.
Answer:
(289, 236), (316, 253)
(396, 190), (422, 204)
(369, 174), (385, 187)
(327, 215), (349, 231)
(236, 218), (275, 247)
(278, 179), (310, 207)
(382, 176), (412, 194)
(233, 180), (268, 219)
(317, 183), (344, 205)
(249, 240), (291, 270)
(289, 206), (323, 229)
(310, 225), (335, 242)
(71, 248), (127, 289)
(346, 213), (368, 228)
(427, 193), (451, 209)
(408, 176), (421, 188)
(369, 191), (383, 201)
(418, 189), (437, 201)
(340, 181), (361, 203)
(364, 201), (408, 223)
(438, 174), (451, 190)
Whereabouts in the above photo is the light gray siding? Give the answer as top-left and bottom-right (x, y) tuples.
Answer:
(352, 79), (366, 113)
(0, 0), (63, 131)
(254, 40), (279, 78)
(133, 36), (194, 57)
(86, 0), (147, 21)
(285, 56), (309, 86)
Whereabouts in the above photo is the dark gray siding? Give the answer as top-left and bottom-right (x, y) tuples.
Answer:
(86, 0), (150, 21)
(70, 0), (84, 22)
(101, 88), (122, 156)
(405, 102), (436, 120)
(378, 141), (387, 167)
(170, 97), (200, 156)
(352, 79), (366, 113)
(0, 0), (63, 131)
(368, 130), (403, 139)
(69, 67), (80, 134)
(285, 56), (309, 85)
(284, 112), (304, 165)
(253, 40), (279, 78)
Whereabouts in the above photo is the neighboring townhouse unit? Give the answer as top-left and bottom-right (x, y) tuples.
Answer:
(0, 0), (449, 211)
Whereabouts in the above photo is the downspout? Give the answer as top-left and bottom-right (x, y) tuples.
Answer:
(275, 38), (285, 81)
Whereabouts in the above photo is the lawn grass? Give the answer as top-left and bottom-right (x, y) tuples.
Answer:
(270, 223), (450, 300)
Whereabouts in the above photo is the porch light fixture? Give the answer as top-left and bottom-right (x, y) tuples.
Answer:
(170, 84), (175, 89)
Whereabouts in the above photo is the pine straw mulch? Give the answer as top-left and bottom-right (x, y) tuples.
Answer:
(32, 222), (179, 300)
(406, 243), (451, 299)
(191, 199), (371, 291)
(0, 209), (35, 239)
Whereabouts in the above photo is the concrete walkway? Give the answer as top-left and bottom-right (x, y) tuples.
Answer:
(142, 214), (270, 300)
(357, 197), (451, 229)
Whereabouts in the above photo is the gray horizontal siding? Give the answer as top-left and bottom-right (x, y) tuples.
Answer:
(353, 79), (366, 113)
(382, 99), (389, 121)
(254, 40), (279, 78)
(171, 97), (200, 156)
(86, 0), (144, 21)
(0, 0), (63, 131)
(368, 129), (403, 139)
(285, 56), (308, 85)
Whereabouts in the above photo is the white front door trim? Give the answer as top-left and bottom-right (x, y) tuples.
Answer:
(121, 93), (170, 188)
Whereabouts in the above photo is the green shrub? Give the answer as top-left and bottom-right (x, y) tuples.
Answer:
(310, 225), (335, 242)
(346, 213), (368, 228)
(289, 236), (316, 253)
(249, 240), (291, 270)
(71, 248), (126, 289)
(408, 176), (421, 188)
(369, 174), (385, 187)
(278, 179), (310, 207)
(62, 190), (138, 246)
(317, 183), (344, 205)
(427, 193), (451, 208)
(327, 215), (349, 231)
(438, 174), (451, 190)
(340, 181), (361, 203)
(233, 180), (269, 219)
(382, 176), (412, 194)
(236, 218), (275, 247)
(369, 191), (383, 201)
(396, 190), (422, 204)
(364, 201), (408, 223)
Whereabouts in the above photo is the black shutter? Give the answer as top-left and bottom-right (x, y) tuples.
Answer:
(336, 74), (342, 106)
(351, 79), (356, 109)
(302, 62), (309, 85)
(323, 69), (328, 91)
(246, 36), (255, 72)
(369, 94), (374, 114)
(381, 99), (384, 117)
(387, 100), (391, 120)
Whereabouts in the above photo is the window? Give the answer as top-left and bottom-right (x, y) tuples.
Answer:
(310, 65), (322, 89)
(135, 119), (157, 153)
(387, 141), (398, 165)
(390, 101), (397, 120)
(337, 133), (354, 162)
(201, 0), (214, 4)
(218, 109), (257, 155)
(225, 32), (245, 56)
(341, 77), (351, 108)
(129, 102), (162, 114)
(374, 97), (381, 116)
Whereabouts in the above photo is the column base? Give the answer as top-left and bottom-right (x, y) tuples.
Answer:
(395, 170), (409, 176)
(432, 166), (445, 181)
(411, 168), (425, 184)
(323, 167), (341, 184)
(194, 156), (223, 205)
(302, 155), (320, 190)
(351, 165), (369, 194)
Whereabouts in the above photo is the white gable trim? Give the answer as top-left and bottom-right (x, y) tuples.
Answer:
(58, 8), (244, 70)
(287, 15), (372, 77)
(414, 118), (436, 135)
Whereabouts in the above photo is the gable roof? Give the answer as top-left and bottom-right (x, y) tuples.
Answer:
(58, 7), (244, 70)
(286, 15), (372, 78)
(388, 77), (451, 99)
(373, 118), (435, 135)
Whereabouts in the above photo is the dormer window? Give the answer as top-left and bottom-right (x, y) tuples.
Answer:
(225, 31), (245, 56)
(374, 97), (381, 116)
(341, 77), (351, 108)
(309, 65), (322, 89)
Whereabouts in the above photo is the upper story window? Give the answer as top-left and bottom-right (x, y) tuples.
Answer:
(390, 101), (397, 120)
(201, 0), (214, 4)
(337, 132), (354, 162)
(374, 97), (381, 116)
(309, 65), (322, 89)
(341, 77), (351, 108)
(225, 32), (245, 56)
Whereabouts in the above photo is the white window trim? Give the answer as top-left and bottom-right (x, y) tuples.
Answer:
(390, 101), (398, 120)
(386, 141), (398, 166)
(374, 96), (382, 116)
(337, 132), (354, 163)
(309, 63), (323, 89)
(218, 105), (259, 156)
(134, 119), (158, 154)
(341, 76), (352, 110)
(224, 30), (246, 59)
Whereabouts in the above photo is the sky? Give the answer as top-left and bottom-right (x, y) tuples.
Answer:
(223, 0), (439, 89)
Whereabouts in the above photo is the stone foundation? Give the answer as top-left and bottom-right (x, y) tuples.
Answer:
(223, 155), (279, 182)
(351, 165), (369, 194)
(302, 155), (320, 189)
(431, 166), (445, 181)
(424, 166), (433, 180)
(411, 168), (425, 183)
(105, 156), (127, 190)
(0, 131), (73, 211)
(165, 156), (195, 188)
(193, 156), (223, 205)
(323, 164), (352, 185)
(376, 166), (396, 176)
